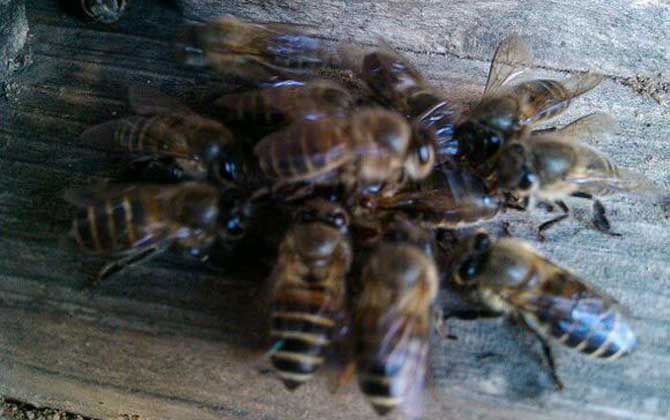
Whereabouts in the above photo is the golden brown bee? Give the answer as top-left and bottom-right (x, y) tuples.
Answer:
(177, 17), (341, 84)
(214, 79), (355, 126)
(66, 182), (223, 283)
(81, 0), (127, 24)
(362, 166), (502, 229)
(450, 35), (603, 173)
(360, 44), (458, 159)
(254, 108), (434, 196)
(495, 113), (656, 237)
(268, 199), (352, 389)
(81, 89), (260, 188)
(353, 216), (438, 416)
(449, 231), (637, 388)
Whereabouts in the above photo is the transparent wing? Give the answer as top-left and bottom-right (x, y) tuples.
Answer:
(522, 72), (604, 124)
(531, 112), (617, 142)
(483, 35), (533, 97)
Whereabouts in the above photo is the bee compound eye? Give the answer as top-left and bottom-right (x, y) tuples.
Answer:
(473, 232), (491, 253)
(418, 143), (434, 165)
(330, 211), (348, 228)
(457, 257), (482, 285)
(518, 168), (537, 191)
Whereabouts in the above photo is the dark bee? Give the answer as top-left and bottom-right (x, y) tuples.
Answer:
(448, 231), (637, 388)
(66, 182), (224, 283)
(254, 108), (434, 196)
(362, 166), (502, 229)
(495, 113), (657, 238)
(214, 79), (355, 127)
(353, 216), (438, 416)
(268, 199), (352, 389)
(359, 43), (458, 162)
(81, 89), (259, 189)
(449, 35), (603, 174)
(177, 17), (342, 84)
(80, 0), (127, 24)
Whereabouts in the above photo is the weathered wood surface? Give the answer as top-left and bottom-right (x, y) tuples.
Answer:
(0, 0), (669, 419)
(0, 0), (29, 77)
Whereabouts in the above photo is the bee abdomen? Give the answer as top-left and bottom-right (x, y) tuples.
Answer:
(540, 309), (637, 359)
(72, 196), (145, 254)
(270, 297), (335, 389)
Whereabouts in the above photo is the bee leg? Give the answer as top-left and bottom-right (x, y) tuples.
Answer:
(93, 246), (161, 287)
(331, 362), (356, 394)
(571, 192), (622, 236)
(592, 199), (622, 237)
(537, 200), (570, 241)
(517, 317), (565, 391)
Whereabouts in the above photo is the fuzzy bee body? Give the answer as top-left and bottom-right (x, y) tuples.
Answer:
(355, 217), (437, 416)
(364, 167), (501, 228)
(270, 200), (351, 389)
(453, 234), (636, 363)
(68, 182), (221, 261)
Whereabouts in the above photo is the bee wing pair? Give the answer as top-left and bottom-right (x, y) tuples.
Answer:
(526, 113), (659, 198)
(177, 16), (334, 84)
(80, 87), (235, 167)
(482, 34), (603, 125)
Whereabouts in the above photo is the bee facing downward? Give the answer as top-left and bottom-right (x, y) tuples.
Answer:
(448, 231), (637, 388)
(268, 199), (352, 389)
(353, 216), (438, 416)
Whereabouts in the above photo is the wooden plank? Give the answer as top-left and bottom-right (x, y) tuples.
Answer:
(0, 0), (669, 419)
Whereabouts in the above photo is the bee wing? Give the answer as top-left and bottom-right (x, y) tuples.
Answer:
(554, 112), (617, 140)
(519, 269), (636, 358)
(127, 86), (192, 116)
(483, 35), (533, 97)
(375, 305), (429, 419)
(522, 72), (604, 125)
(65, 183), (186, 254)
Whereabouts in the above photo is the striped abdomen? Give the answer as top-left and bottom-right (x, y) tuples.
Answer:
(114, 115), (191, 157)
(356, 314), (427, 416)
(270, 284), (337, 389)
(254, 118), (350, 182)
(523, 274), (637, 359)
(71, 194), (161, 255)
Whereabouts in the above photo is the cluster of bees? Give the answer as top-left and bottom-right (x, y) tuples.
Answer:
(67, 17), (654, 417)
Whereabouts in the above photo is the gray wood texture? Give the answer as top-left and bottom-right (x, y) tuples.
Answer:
(0, 0), (28, 77)
(1, 0), (669, 419)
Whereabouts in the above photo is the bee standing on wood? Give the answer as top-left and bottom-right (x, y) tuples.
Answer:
(494, 113), (657, 238)
(449, 35), (603, 174)
(67, 182), (224, 283)
(268, 199), (352, 389)
(447, 231), (637, 389)
(254, 107), (434, 197)
(351, 216), (438, 416)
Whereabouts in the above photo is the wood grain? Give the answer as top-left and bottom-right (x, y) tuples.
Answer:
(0, 0), (668, 419)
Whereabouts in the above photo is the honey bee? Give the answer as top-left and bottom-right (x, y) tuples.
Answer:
(360, 44), (458, 160)
(448, 231), (637, 388)
(214, 79), (355, 126)
(449, 35), (603, 173)
(80, 0), (127, 24)
(353, 216), (438, 416)
(362, 166), (502, 229)
(254, 108), (434, 197)
(66, 182), (227, 283)
(267, 199), (352, 389)
(177, 17), (341, 84)
(494, 113), (656, 237)
(81, 89), (259, 189)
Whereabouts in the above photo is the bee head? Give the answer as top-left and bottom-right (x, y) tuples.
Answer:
(295, 199), (349, 233)
(453, 231), (492, 287)
(496, 143), (538, 196)
(404, 122), (437, 180)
